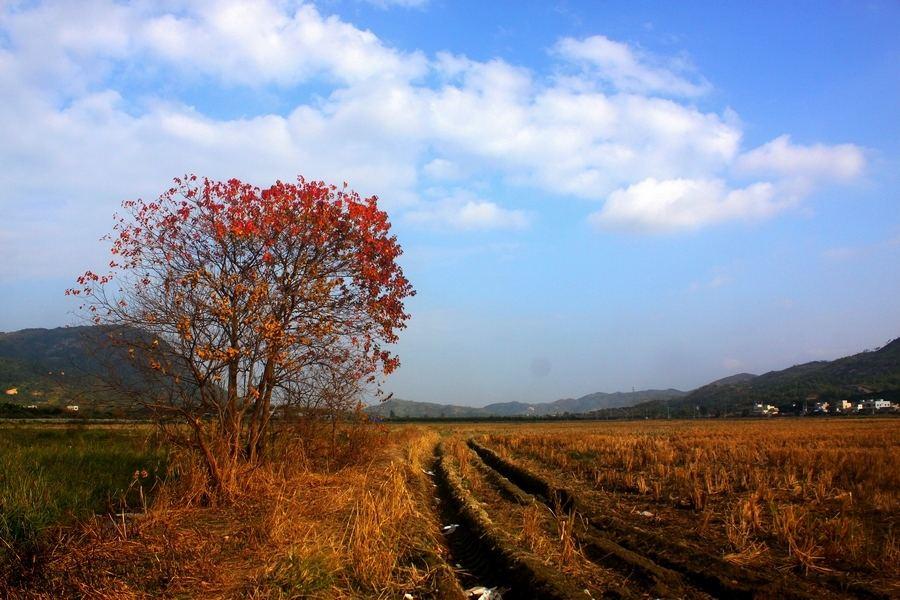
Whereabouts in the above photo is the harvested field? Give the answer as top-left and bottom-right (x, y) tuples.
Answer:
(472, 419), (899, 599)
(3, 419), (898, 598)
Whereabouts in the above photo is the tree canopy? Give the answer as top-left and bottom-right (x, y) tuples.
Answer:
(69, 175), (414, 491)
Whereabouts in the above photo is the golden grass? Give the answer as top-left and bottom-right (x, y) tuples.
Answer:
(6, 418), (898, 598)
(439, 436), (616, 591)
(3, 424), (457, 599)
(482, 418), (900, 580)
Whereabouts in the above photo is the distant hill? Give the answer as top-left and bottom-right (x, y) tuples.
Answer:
(366, 389), (686, 419)
(4, 326), (898, 420)
(597, 338), (900, 418)
(365, 399), (487, 419)
(705, 373), (758, 386)
(542, 389), (686, 414)
(0, 326), (153, 417)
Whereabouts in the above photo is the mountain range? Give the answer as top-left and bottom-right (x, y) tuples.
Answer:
(1, 326), (898, 419)
(365, 389), (687, 419)
(367, 337), (900, 418)
(656, 336), (900, 417)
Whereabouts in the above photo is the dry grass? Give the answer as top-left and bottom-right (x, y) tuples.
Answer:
(439, 436), (617, 592)
(3, 424), (456, 599)
(6, 418), (898, 598)
(482, 419), (900, 581)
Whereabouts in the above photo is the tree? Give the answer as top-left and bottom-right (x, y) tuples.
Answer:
(69, 175), (414, 492)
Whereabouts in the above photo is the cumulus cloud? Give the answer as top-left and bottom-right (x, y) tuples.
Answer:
(554, 35), (710, 97)
(0, 0), (425, 87)
(736, 135), (865, 182)
(590, 178), (782, 232)
(406, 191), (530, 231)
(0, 0), (870, 279)
(139, 1), (427, 85)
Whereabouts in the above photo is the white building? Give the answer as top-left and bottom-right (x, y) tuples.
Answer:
(858, 399), (892, 411)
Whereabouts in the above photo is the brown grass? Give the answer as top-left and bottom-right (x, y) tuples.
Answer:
(481, 418), (900, 584)
(5, 418), (898, 598)
(3, 424), (457, 599)
(439, 436), (622, 593)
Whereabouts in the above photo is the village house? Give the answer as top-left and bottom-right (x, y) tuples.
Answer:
(751, 403), (779, 416)
(857, 398), (894, 412)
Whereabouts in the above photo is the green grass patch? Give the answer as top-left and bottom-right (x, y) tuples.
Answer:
(0, 424), (166, 557)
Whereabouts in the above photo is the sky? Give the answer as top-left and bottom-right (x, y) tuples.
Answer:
(1, 0), (899, 406)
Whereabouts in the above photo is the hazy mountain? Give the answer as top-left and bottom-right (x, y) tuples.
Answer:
(4, 326), (897, 420)
(365, 398), (488, 419)
(366, 389), (687, 419)
(544, 389), (686, 414)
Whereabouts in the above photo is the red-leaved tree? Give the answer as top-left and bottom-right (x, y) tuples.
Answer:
(69, 175), (414, 491)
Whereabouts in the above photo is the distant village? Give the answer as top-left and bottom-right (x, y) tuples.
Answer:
(752, 395), (899, 416)
(3, 369), (80, 413)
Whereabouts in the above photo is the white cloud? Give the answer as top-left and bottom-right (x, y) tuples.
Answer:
(554, 35), (710, 97)
(0, 1), (872, 281)
(141, 2), (427, 85)
(590, 178), (782, 232)
(423, 158), (463, 181)
(0, 0), (426, 87)
(423, 58), (740, 199)
(406, 191), (530, 231)
(736, 135), (865, 182)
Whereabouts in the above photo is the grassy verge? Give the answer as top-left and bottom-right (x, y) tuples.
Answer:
(0, 424), (165, 565)
(1, 423), (464, 598)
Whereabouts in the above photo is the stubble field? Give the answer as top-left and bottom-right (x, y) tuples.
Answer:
(1, 418), (897, 599)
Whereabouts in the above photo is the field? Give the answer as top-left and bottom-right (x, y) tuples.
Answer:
(1, 418), (898, 598)
(441, 419), (900, 598)
(0, 425), (165, 573)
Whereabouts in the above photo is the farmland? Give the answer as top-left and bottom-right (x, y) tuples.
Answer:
(445, 419), (900, 598)
(1, 418), (898, 598)
(0, 425), (165, 585)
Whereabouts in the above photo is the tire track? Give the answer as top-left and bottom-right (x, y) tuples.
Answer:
(432, 442), (600, 600)
(467, 438), (847, 600)
(468, 440), (705, 599)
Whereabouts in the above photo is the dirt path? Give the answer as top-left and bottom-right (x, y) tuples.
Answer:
(431, 442), (595, 600)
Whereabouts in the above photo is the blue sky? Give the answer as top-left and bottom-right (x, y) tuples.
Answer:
(1, 1), (898, 405)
